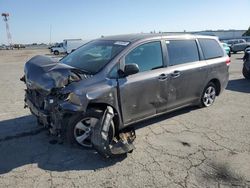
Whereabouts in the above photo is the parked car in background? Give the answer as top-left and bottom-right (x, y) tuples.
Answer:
(13, 44), (25, 49)
(243, 37), (250, 42)
(243, 50), (250, 79)
(21, 34), (229, 157)
(51, 39), (87, 55)
(0, 45), (6, 50)
(227, 39), (250, 54)
(221, 42), (231, 57)
(0, 45), (13, 50)
(226, 39), (244, 47)
(245, 47), (250, 53)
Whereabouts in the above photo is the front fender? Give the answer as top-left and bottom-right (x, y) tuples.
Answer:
(60, 79), (121, 120)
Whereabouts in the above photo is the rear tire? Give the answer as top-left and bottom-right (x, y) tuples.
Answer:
(243, 67), (250, 79)
(200, 82), (217, 107)
(54, 51), (59, 55)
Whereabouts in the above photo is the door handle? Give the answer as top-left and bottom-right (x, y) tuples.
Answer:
(171, 71), (181, 78)
(158, 73), (168, 81)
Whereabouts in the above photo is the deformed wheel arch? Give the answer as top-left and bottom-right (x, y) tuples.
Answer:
(86, 102), (121, 136)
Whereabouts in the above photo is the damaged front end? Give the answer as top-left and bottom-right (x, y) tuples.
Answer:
(21, 55), (90, 135)
(21, 55), (137, 158)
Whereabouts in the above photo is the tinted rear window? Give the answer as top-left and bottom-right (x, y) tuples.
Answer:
(199, 39), (224, 60)
(166, 40), (200, 66)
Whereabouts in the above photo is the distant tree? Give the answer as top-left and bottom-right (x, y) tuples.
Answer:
(243, 27), (250, 36)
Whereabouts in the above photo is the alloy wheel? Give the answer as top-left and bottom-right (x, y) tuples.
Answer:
(202, 86), (216, 107)
(73, 117), (99, 147)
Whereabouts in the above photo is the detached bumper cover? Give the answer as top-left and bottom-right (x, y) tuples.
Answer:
(91, 106), (136, 158)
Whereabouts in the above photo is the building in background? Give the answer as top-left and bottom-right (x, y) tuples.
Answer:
(163, 30), (247, 40)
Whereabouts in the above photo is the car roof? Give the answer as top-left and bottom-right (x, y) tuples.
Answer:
(98, 33), (218, 43)
(228, 39), (244, 41)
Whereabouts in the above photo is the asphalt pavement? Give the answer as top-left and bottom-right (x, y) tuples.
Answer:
(0, 49), (249, 188)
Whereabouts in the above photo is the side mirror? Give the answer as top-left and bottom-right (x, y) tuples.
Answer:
(123, 63), (139, 76)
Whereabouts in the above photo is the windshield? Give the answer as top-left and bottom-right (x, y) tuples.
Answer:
(60, 40), (129, 74)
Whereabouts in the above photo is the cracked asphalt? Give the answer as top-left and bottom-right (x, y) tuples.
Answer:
(0, 49), (250, 188)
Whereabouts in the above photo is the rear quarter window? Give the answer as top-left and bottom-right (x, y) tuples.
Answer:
(199, 39), (224, 60)
(166, 40), (200, 66)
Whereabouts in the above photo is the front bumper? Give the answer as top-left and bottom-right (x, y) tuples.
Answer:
(25, 89), (84, 132)
(26, 96), (50, 125)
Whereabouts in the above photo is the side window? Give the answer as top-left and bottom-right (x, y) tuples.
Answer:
(125, 42), (163, 72)
(199, 39), (224, 60)
(166, 40), (199, 66)
(108, 65), (118, 78)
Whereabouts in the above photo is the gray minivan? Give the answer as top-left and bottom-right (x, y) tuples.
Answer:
(22, 34), (229, 157)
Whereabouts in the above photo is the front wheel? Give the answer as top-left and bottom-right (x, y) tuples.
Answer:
(54, 51), (59, 55)
(200, 83), (217, 107)
(65, 109), (115, 148)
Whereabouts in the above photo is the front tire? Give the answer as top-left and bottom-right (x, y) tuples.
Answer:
(65, 109), (115, 148)
(200, 82), (217, 107)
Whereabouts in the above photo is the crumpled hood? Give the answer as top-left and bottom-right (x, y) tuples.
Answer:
(24, 55), (79, 93)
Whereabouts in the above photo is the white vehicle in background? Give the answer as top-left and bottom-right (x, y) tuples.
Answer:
(51, 39), (87, 55)
(50, 43), (64, 54)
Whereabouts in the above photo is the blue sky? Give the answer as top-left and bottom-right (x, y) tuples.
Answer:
(0, 0), (249, 44)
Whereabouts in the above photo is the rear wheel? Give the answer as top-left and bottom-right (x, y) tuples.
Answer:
(243, 66), (250, 79)
(200, 82), (217, 107)
(54, 50), (59, 55)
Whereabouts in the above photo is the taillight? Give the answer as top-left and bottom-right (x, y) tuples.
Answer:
(226, 57), (230, 66)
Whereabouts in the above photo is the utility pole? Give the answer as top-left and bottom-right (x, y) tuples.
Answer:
(1, 13), (12, 46)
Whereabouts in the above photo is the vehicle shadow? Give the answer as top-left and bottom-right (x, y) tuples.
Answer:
(0, 105), (199, 175)
(0, 115), (126, 175)
(226, 78), (250, 93)
(134, 106), (198, 130)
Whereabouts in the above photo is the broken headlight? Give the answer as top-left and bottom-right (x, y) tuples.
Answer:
(66, 92), (82, 105)
(68, 72), (81, 84)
